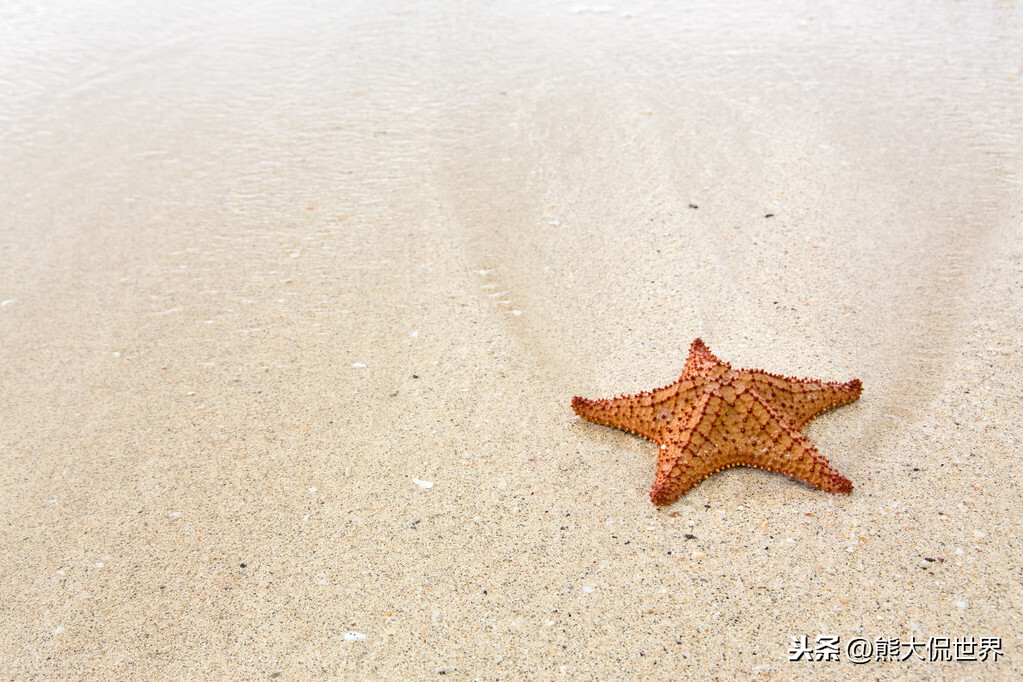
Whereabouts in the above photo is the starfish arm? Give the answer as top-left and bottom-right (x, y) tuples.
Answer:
(649, 392), (727, 505)
(572, 379), (699, 443)
(732, 387), (854, 494)
(679, 338), (726, 379)
(743, 371), (862, 429)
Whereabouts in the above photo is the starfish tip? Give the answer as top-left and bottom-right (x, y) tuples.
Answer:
(831, 476), (854, 494)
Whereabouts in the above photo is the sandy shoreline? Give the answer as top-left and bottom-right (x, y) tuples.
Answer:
(1, 1), (1021, 678)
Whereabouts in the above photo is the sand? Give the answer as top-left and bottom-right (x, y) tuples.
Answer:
(1, 1), (1021, 679)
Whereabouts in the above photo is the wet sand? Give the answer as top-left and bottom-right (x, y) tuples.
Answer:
(1, 1), (1021, 678)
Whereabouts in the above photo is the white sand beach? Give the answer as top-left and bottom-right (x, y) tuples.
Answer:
(1, 1), (1020, 678)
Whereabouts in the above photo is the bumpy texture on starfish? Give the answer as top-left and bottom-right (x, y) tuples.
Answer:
(572, 338), (861, 505)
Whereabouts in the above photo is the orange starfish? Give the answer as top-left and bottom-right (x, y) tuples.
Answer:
(572, 338), (862, 505)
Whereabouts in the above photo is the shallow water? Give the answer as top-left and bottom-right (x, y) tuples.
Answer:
(4, 0), (1017, 355)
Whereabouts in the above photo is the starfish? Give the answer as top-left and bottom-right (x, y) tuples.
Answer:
(572, 338), (862, 505)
